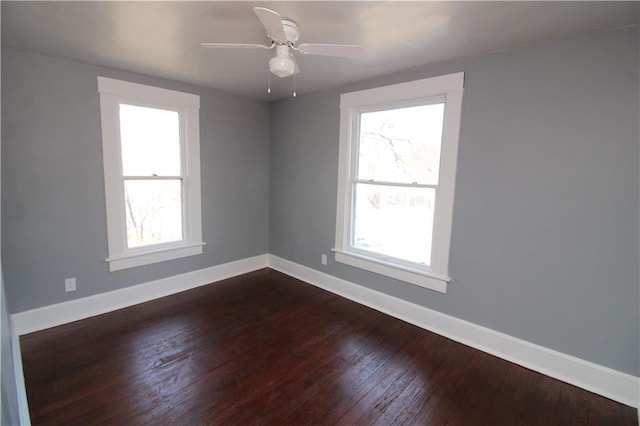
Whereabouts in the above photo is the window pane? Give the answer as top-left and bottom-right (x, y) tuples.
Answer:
(124, 180), (183, 248)
(353, 183), (435, 265)
(120, 104), (181, 176)
(358, 103), (444, 185)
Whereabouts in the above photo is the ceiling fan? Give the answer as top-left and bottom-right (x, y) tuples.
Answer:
(201, 7), (361, 80)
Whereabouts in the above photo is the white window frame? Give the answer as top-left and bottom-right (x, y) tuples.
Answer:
(334, 72), (464, 293)
(98, 77), (204, 271)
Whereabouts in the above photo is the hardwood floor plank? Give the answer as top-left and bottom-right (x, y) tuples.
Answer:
(406, 351), (509, 426)
(409, 342), (479, 424)
(185, 298), (381, 423)
(20, 269), (638, 425)
(333, 337), (430, 424)
(224, 306), (413, 424)
(479, 362), (525, 424)
(367, 337), (449, 425)
(355, 334), (448, 425)
(320, 331), (439, 425)
(283, 330), (414, 424)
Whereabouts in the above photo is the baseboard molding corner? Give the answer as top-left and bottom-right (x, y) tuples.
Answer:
(12, 254), (269, 335)
(267, 254), (640, 409)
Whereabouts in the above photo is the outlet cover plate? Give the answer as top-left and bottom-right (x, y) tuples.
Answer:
(65, 277), (76, 292)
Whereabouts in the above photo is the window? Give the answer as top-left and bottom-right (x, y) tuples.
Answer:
(98, 77), (204, 271)
(334, 72), (464, 293)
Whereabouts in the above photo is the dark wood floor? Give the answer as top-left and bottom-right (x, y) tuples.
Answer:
(21, 269), (636, 425)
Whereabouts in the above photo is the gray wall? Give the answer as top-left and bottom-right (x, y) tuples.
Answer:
(269, 27), (639, 375)
(1, 274), (20, 426)
(2, 49), (270, 313)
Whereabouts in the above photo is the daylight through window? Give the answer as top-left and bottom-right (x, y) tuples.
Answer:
(120, 104), (183, 248)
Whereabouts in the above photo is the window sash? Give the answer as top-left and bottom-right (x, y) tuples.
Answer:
(118, 103), (187, 253)
(352, 103), (445, 185)
(352, 179), (438, 189)
(122, 177), (185, 250)
(118, 102), (182, 177)
(123, 175), (184, 180)
(348, 133), (440, 268)
(348, 182), (436, 272)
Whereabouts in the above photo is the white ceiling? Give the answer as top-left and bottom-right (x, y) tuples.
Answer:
(2, 1), (638, 101)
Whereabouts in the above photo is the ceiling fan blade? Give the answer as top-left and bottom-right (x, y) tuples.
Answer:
(296, 43), (362, 58)
(253, 7), (287, 41)
(201, 43), (272, 49)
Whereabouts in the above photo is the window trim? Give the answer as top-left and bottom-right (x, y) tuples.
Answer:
(334, 72), (464, 293)
(98, 77), (204, 271)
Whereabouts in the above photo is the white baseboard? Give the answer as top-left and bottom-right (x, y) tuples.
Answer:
(10, 319), (31, 426)
(267, 254), (640, 409)
(12, 254), (268, 335)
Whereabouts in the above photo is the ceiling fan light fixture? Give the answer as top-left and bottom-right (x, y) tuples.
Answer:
(269, 55), (295, 78)
(269, 45), (296, 78)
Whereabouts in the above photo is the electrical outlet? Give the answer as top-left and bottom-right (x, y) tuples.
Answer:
(321, 253), (327, 265)
(65, 277), (76, 292)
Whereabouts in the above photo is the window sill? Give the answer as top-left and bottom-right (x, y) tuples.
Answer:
(106, 242), (206, 272)
(333, 249), (449, 293)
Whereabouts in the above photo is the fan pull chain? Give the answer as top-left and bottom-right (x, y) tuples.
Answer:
(292, 73), (297, 98)
(267, 69), (271, 94)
